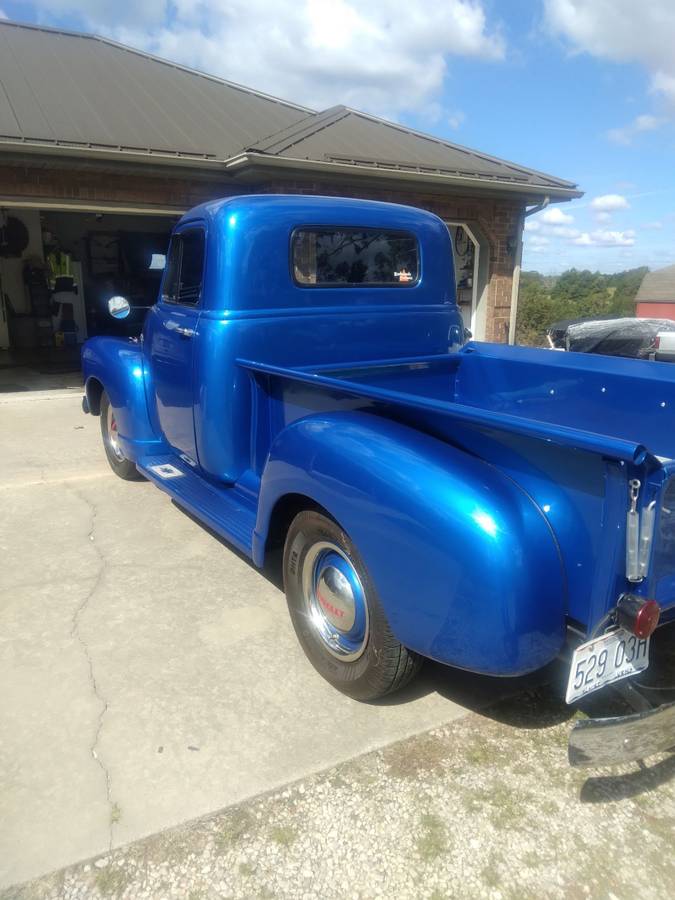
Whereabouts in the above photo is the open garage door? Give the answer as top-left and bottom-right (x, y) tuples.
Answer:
(0, 203), (178, 389)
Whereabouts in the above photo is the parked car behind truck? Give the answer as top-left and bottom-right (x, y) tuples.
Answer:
(82, 195), (675, 766)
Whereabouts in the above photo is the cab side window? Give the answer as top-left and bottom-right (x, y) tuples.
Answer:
(161, 228), (205, 306)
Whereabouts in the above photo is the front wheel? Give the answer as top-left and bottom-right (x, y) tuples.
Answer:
(99, 391), (143, 481)
(283, 510), (422, 700)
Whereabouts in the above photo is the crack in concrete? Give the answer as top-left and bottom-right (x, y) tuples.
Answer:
(66, 483), (115, 852)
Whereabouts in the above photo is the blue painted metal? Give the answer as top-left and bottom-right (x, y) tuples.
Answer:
(253, 410), (566, 674)
(144, 302), (201, 462)
(187, 195), (463, 482)
(237, 354), (658, 466)
(143, 218), (208, 462)
(81, 336), (165, 459)
(139, 454), (257, 555)
(81, 194), (675, 681)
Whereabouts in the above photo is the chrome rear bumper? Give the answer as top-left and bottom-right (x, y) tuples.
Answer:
(569, 700), (675, 767)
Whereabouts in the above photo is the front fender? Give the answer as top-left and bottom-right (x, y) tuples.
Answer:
(82, 336), (164, 460)
(255, 411), (566, 676)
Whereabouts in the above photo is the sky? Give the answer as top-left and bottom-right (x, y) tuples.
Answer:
(2, 0), (675, 275)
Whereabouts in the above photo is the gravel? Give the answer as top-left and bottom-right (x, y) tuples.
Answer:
(3, 684), (675, 900)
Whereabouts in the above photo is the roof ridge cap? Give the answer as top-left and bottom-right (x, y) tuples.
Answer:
(248, 105), (350, 153)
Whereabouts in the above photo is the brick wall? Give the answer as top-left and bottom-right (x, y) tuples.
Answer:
(0, 162), (524, 342)
(0, 163), (233, 210)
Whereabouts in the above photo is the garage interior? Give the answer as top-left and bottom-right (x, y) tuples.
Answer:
(0, 205), (177, 389)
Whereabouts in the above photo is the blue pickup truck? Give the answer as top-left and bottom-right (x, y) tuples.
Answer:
(82, 195), (675, 766)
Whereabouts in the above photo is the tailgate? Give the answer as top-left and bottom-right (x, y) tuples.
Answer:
(652, 465), (675, 609)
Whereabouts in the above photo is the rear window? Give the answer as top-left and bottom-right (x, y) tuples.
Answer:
(292, 227), (419, 287)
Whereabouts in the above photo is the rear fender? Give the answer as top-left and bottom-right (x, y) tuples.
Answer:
(81, 336), (164, 460)
(255, 411), (566, 675)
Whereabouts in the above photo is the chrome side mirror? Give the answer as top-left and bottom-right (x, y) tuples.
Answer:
(108, 296), (131, 319)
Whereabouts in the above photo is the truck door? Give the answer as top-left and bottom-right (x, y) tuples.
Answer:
(145, 225), (205, 464)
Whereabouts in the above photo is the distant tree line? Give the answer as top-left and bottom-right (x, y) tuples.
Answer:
(515, 267), (648, 346)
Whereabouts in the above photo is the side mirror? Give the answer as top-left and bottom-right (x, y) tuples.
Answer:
(463, 327), (473, 341)
(108, 295), (131, 319)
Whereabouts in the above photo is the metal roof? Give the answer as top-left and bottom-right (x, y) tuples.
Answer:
(0, 20), (309, 160)
(635, 265), (675, 304)
(0, 20), (581, 199)
(248, 106), (577, 191)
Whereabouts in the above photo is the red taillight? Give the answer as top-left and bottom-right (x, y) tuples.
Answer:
(654, 335), (661, 350)
(617, 594), (661, 638)
(635, 600), (661, 638)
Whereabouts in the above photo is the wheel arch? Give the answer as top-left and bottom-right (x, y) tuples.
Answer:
(84, 375), (104, 416)
(81, 335), (164, 460)
(264, 492), (327, 551)
(261, 492), (336, 584)
(254, 410), (567, 676)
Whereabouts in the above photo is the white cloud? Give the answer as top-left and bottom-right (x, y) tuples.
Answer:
(607, 113), (665, 144)
(549, 225), (581, 238)
(545, 1), (675, 123)
(33, 0), (166, 26)
(594, 211), (612, 224)
(642, 220), (664, 230)
(447, 110), (466, 130)
(572, 229), (636, 247)
(0, 8), (7, 18)
(27, 0), (505, 118)
(590, 194), (630, 211)
(526, 209), (580, 242)
(526, 234), (551, 251)
(539, 206), (574, 225)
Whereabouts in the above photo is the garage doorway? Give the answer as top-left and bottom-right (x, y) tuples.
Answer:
(446, 222), (489, 341)
(0, 205), (177, 387)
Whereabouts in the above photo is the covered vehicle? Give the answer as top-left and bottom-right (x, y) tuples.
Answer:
(548, 315), (675, 358)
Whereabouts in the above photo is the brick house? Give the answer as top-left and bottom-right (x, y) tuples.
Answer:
(0, 19), (581, 357)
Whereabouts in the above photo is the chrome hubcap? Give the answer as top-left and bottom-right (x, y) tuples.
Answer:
(301, 542), (369, 661)
(106, 405), (125, 461)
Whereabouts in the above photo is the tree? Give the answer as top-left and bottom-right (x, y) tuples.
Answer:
(515, 267), (649, 346)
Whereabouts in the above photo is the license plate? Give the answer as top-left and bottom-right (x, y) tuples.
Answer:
(565, 628), (650, 704)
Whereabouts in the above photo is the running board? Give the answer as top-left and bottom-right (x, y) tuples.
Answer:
(138, 456), (256, 556)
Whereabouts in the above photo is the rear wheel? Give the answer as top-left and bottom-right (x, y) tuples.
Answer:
(283, 510), (422, 700)
(99, 391), (143, 480)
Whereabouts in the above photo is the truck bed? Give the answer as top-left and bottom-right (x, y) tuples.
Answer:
(242, 341), (675, 466)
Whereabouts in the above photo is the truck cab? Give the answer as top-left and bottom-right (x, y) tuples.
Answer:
(82, 195), (675, 767)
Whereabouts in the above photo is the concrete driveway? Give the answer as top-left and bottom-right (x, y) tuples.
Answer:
(0, 385), (525, 890)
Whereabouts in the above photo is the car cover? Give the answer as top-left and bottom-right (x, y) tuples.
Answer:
(548, 317), (675, 358)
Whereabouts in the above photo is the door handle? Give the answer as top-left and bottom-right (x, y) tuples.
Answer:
(175, 326), (194, 338)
